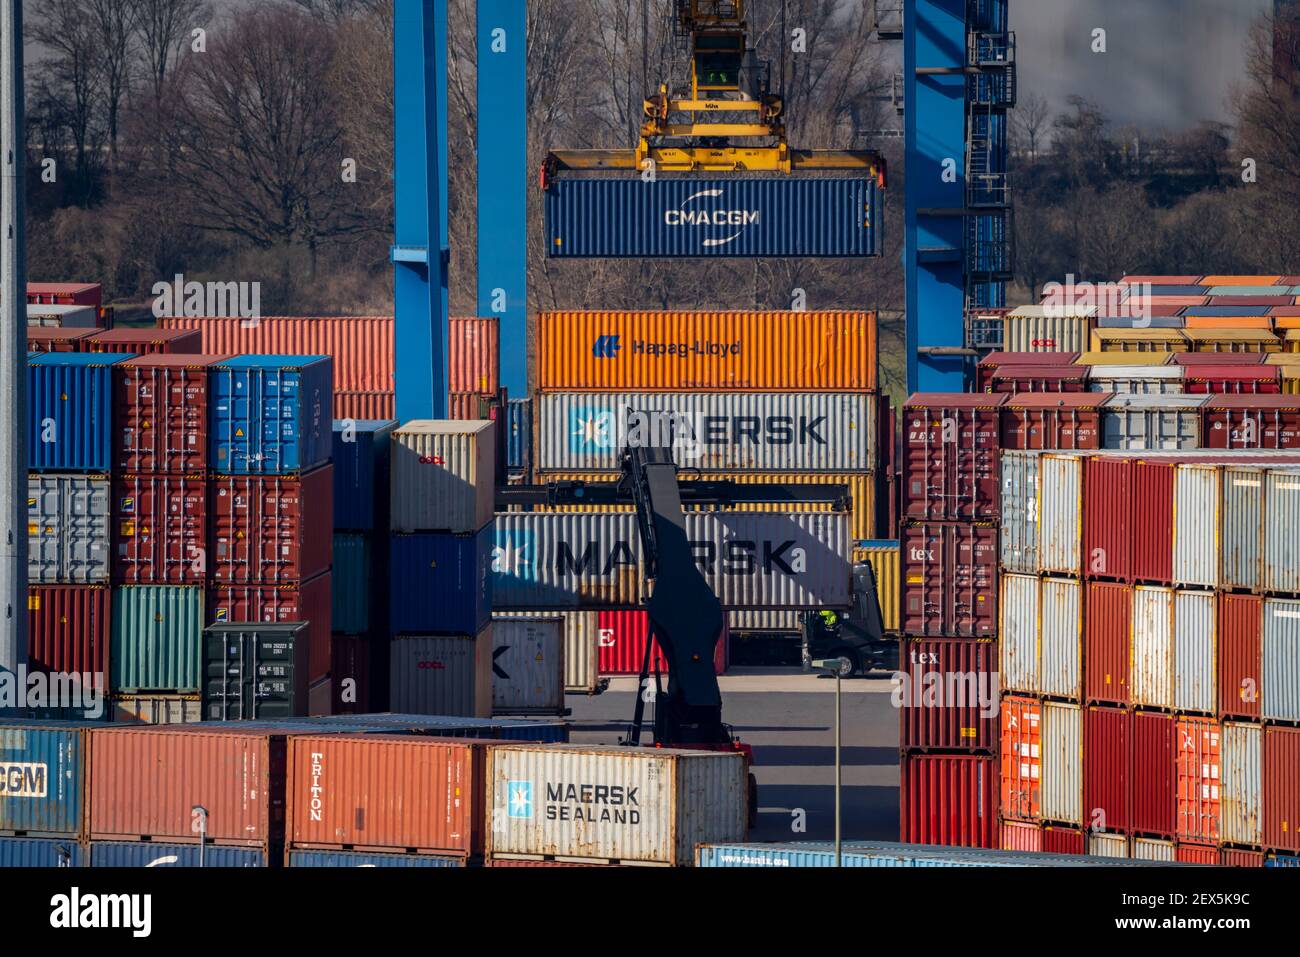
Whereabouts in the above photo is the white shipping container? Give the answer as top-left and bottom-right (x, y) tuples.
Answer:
(728, 610), (802, 632)
(999, 574), (1040, 694)
(491, 617), (566, 714)
(26, 303), (98, 328)
(565, 612), (601, 694)
(1132, 838), (1176, 862)
(1040, 454), (1083, 575)
(391, 420), (496, 534)
(491, 511), (851, 610)
(1173, 591), (1216, 715)
(537, 392), (876, 473)
(1263, 598), (1300, 723)
(1132, 587), (1174, 710)
(1263, 469), (1300, 595)
(1004, 306), (1095, 353)
(389, 628), (493, 717)
(1101, 395), (1205, 451)
(1088, 832), (1129, 859)
(999, 451), (1040, 575)
(1041, 578), (1082, 700)
(1173, 465), (1220, 588)
(1221, 722), (1261, 847)
(1222, 468), (1264, 592)
(1041, 702), (1082, 825)
(486, 745), (747, 865)
(1088, 366), (1185, 395)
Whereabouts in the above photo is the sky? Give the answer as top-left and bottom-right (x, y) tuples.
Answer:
(1010, 0), (1274, 130)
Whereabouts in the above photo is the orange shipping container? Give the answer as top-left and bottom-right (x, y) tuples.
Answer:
(1181, 316), (1275, 331)
(537, 310), (877, 392)
(1176, 716), (1222, 844)
(334, 391), (394, 421)
(449, 317), (500, 396)
(1201, 276), (1282, 286)
(286, 734), (497, 858)
(1000, 696), (1042, 823)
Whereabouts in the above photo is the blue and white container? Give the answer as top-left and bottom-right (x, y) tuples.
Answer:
(210, 355), (333, 474)
(331, 419), (396, 531)
(389, 528), (493, 635)
(29, 353), (135, 471)
(0, 721), (91, 837)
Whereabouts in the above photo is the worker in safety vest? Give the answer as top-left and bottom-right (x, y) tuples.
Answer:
(819, 609), (838, 630)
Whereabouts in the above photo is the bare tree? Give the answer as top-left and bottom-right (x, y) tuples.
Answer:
(85, 0), (136, 164)
(290, 0), (382, 23)
(129, 0), (209, 107)
(1011, 91), (1050, 162)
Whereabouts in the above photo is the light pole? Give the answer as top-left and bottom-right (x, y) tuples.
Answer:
(812, 656), (850, 867)
(192, 805), (208, 867)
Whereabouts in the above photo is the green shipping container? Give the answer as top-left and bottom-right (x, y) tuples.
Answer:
(332, 533), (371, 635)
(111, 585), (205, 693)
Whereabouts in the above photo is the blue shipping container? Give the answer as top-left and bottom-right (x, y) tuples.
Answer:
(90, 842), (265, 867)
(211, 356), (333, 474)
(1126, 284), (1207, 297)
(0, 722), (90, 836)
(545, 177), (882, 258)
(29, 353), (136, 471)
(0, 837), (83, 867)
(1268, 855), (1300, 867)
(493, 717), (570, 743)
(389, 528), (493, 635)
(506, 399), (531, 472)
(1097, 316), (1186, 329)
(1180, 306), (1273, 317)
(695, 842), (1174, 868)
(332, 533), (371, 634)
(289, 850), (465, 868)
(332, 419), (397, 531)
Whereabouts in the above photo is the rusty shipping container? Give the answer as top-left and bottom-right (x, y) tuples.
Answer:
(0, 721), (91, 837)
(1084, 706), (1131, 834)
(903, 522), (998, 637)
(1173, 590), (1217, 714)
(1202, 396), (1300, 450)
(1085, 581), (1131, 705)
(85, 327), (202, 355)
(988, 365), (1089, 394)
(485, 744), (747, 865)
(999, 573), (1039, 694)
(899, 752), (997, 849)
(449, 316), (500, 396)
(898, 638), (998, 752)
(113, 474), (206, 585)
(1039, 453), (1085, 576)
(1133, 711), (1176, 838)
(335, 391), (394, 421)
(1263, 469), (1300, 594)
(1175, 716), (1221, 843)
(115, 355), (229, 473)
(286, 734), (496, 857)
(536, 311), (878, 392)
(1265, 727), (1300, 853)
(1000, 394), (1106, 450)
(902, 393), (1006, 521)
(390, 420), (496, 534)
(210, 466), (333, 584)
(976, 351), (1079, 392)
(1132, 586), (1175, 710)
(1219, 593), (1262, 720)
(1001, 696), (1041, 823)
(27, 584), (109, 678)
(1222, 721), (1261, 847)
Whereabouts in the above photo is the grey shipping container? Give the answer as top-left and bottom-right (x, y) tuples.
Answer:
(495, 611), (601, 694)
(111, 585), (204, 693)
(728, 609), (802, 632)
(491, 511), (850, 610)
(389, 628), (493, 718)
(1088, 366), (1184, 394)
(1221, 722), (1261, 847)
(1133, 838), (1176, 862)
(491, 617), (566, 714)
(28, 473), (110, 583)
(1003, 307), (1095, 353)
(999, 451), (1040, 575)
(485, 744), (746, 865)
(1039, 453), (1084, 575)
(1041, 578), (1082, 700)
(1132, 586), (1174, 710)
(536, 392), (876, 473)
(202, 622), (310, 720)
(1101, 395), (1205, 450)
(1173, 465), (1221, 588)
(1263, 598), (1300, 723)
(390, 419), (496, 533)
(1264, 469), (1300, 595)
(999, 574), (1040, 694)
(1041, 702), (1082, 826)
(1222, 468), (1265, 591)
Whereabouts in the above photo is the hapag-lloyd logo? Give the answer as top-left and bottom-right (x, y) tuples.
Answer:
(664, 188), (760, 247)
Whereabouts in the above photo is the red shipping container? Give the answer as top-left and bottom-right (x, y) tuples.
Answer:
(1000, 393), (1107, 450)
(209, 466), (333, 585)
(448, 392), (492, 420)
(1084, 705), (1131, 834)
(1001, 696), (1041, 823)
(1042, 826), (1085, 855)
(1132, 460), (1175, 584)
(285, 734), (497, 857)
(114, 474), (207, 584)
(27, 584), (109, 678)
(976, 352), (1078, 392)
(902, 394), (1006, 521)
(899, 752), (996, 849)
(334, 391), (394, 421)
(1264, 726), (1300, 853)
(1222, 848), (1265, 867)
(1173, 352), (1266, 366)
(1132, 711), (1176, 838)
(89, 726), (291, 845)
(1202, 395), (1300, 450)
(26, 327), (93, 353)
(903, 522), (998, 637)
(27, 281), (101, 308)
(1269, 306), (1300, 317)
(1085, 582), (1131, 704)
(1000, 820), (1042, 852)
(1176, 716), (1222, 843)
(988, 366), (1088, 394)
(1176, 843), (1221, 864)
(449, 316), (500, 396)
(209, 573), (333, 681)
(85, 327), (202, 355)
(596, 610), (729, 676)
(898, 638), (998, 752)
(1083, 457), (1135, 583)
(1183, 366), (1281, 395)
(115, 355), (229, 473)
(1218, 594), (1262, 720)
(329, 634), (372, 714)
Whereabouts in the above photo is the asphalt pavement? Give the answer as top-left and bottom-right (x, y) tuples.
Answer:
(564, 668), (901, 842)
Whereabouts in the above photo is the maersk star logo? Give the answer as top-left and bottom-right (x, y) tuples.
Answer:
(508, 781), (533, 818)
(492, 531), (535, 583)
(569, 406), (614, 453)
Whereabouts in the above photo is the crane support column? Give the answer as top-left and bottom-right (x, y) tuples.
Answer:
(476, 0), (528, 400)
(393, 0), (449, 421)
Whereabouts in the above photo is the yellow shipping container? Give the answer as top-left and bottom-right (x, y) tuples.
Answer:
(1286, 329), (1300, 354)
(1183, 329), (1282, 353)
(536, 310), (877, 392)
(852, 540), (900, 634)
(534, 470), (877, 542)
(1266, 354), (1300, 393)
(1089, 328), (1189, 353)
(1073, 351), (1173, 367)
